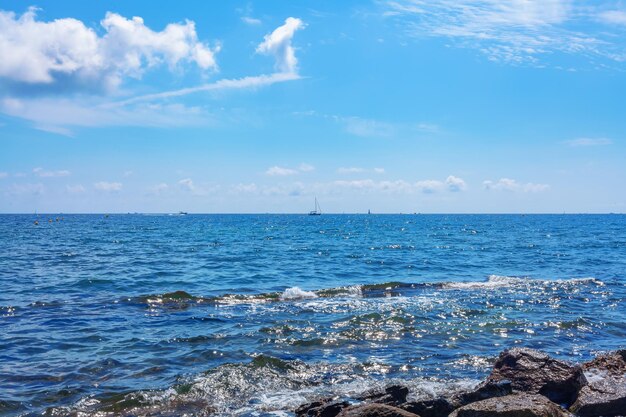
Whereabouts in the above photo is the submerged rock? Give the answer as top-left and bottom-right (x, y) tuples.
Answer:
(449, 393), (570, 417)
(486, 348), (586, 406)
(356, 384), (409, 406)
(570, 350), (626, 417)
(295, 399), (350, 417)
(338, 403), (420, 417)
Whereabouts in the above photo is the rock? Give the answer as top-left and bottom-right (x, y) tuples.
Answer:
(400, 380), (512, 417)
(449, 393), (570, 417)
(485, 348), (586, 406)
(295, 399), (350, 417)
(569, 350), (626, 417)
(452, 380), (513, 405)
(338, 403), (421, 417)
(401, 397), (455, 417)
(356, 385), (409, 406)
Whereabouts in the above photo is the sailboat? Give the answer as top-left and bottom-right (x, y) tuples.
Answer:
(309, 198), (322, 216)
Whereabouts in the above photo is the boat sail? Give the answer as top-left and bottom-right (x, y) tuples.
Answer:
(309, 198), (322, 215)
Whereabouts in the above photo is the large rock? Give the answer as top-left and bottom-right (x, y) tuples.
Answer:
(401, 380), (512, 417)
(338, 403), (420, 417)
(356, 385), (409, 406)
(486, 348), (586, 406)
(570, 350), (626, 417)
(449, 393), (570, 417)
(295, 399), (350, 417)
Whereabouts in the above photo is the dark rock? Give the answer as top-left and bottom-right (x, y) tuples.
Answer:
(570, 350), (626, 417)
(295, 399), (350, 417)
(486, 347), (586, 406)
(338, 403), (421, 417)
(449, 393), (570, 417)
(356, 385), (409, 406)
(400, 380), (512, 417)
(453, 379), (513, 405)
(401, 397), (455, 417)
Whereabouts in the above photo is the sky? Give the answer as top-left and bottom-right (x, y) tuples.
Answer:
(0, 0), (625, 213)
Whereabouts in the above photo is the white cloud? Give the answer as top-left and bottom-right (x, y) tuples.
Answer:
(338, 167), (365, 174)
(7, 182), (44, 195)
(338, 167), (387, 174)
(0, 8), (219, 92)
(415, 180), (444, 193)
(483, 178), (549, 192)
(150, 183), (169, 194)
(241, 16), (262, 25)
(232, 183), (258, 193)
(599, 10), (626, 26)
(256, 17), (305, 73)
(94, 181), (122, 192)
(33, 167), (71, 177)
(565, 137), (613, 147)
(178, 178), (196, 191)
(0, 172), (8, 178)
(446, 175), (466, 192)
(123, 170), (134, 177)
(266, 166), (299, 176)
(385, 0), (622, 66)
(66, 184), (85, 193)
(298, 163), (315, 172)
(342, 117), (395, 138)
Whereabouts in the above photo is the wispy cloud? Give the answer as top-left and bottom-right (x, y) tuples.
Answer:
(94, 181), (122, 192)
(33, 167), (70, 177)
(483, 178), (549, 192)
(66, 184), (85, 193)
(0, 172), (8, 179)
(384, 0), (626, 66)
(266, 163), (315, 176)
(241, 16), (262, 25)
(334, 175), (467, 194)
(266, 166), (299, 176)
(338, 167), (386, 174)
(565, 137), (613, 147)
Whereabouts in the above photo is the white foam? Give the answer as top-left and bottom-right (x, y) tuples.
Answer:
(281, 287), (318, 300)
(442, 275), (603, 290)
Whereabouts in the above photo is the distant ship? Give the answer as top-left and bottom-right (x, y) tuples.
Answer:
(308, 198), (322, 216)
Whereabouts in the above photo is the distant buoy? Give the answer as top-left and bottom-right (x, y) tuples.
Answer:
(34, 220), (39, 225)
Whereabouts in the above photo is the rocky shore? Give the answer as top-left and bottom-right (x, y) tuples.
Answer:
(294, 348), (626, 417)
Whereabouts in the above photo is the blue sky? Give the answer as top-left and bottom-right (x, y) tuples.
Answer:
(0, 0), (625, 213)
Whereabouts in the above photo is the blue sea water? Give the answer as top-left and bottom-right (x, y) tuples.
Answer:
(0, 214), (625, 416)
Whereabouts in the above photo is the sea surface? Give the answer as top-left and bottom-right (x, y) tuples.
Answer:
(1, 214), (625, 416)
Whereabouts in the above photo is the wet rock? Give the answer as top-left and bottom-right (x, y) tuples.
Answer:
(486, 347), (586, 406)
(356, 384), (409, 406)
(449, 393), (570, 417)
(400, 380), (512, 417)
(401, 397), (455, 417)
(295, 399), (350, 417)
(570, 350), (626, 417)
(338, 403), (421, 417)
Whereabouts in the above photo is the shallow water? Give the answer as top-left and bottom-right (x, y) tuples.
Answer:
(1, 214), (625, 416)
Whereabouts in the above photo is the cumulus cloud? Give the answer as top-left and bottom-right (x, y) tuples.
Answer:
(415, 180), (444, 193)
(0, 8), (219, 93)
(150, 183), (169, 194)
(94, 181), (122, 192)
(33, 167), (70, 177)
(256, 17), (305, 73)
(446, 175), (466, 192)
(178, 178), (196, 191)
(565, 137), (613, 147)
(483, 178), (549, 192)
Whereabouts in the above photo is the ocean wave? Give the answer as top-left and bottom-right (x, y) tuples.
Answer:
(126, 276), (604, 311)
(51, 355), (479, 416)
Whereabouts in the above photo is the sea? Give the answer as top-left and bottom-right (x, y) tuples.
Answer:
(1, 214), (625, 416)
